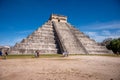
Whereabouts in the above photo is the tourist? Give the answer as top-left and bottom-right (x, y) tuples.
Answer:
(3, 50), (7, 59)
(5, 51), (8, 56)
(37, 50), (39, 58)
(35, 50), (39, 58)
(63, 51), (69, 57)
(0, 50), (2, 56)
(0, 50), (2, 59)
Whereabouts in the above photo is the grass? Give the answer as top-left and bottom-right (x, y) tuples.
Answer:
(1, 53), (120, 59)
(70, 54), (120, 57)
(4, 54), (62, 59)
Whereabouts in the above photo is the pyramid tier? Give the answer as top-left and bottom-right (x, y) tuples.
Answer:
(10, 14), (113, 54)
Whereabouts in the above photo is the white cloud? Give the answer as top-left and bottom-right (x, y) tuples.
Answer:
(81, 21), (120, 42)
(9, 37), (24, 46)
(8, 30), (33, 46)
(85, 31), (106, 42)
(0, 36), (24, 46)
(101, 30), (111, 36)
(85, 32), (97, 36)
(93, 35), (107, 42)
(80, 21), (120, 30)
(85, 30), (120, 42)
(93, 22), (120, 30)
(14, 37), (23, 43)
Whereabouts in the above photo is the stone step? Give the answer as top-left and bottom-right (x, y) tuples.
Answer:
(11, 49), (57, 54)
(88, 50), (111, 54)
(10, 15), (113, 54)
(54, 22), (87, 54)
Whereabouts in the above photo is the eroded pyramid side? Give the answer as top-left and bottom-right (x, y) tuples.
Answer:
(10, 21), (58, 54)
(66, 23), (113, 54)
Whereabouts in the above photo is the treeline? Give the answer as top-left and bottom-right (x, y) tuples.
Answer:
(101, 38), (120, 54)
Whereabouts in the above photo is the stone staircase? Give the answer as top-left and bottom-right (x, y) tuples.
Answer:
(66, 23), (113, 54)
(53, 21), (87, 54)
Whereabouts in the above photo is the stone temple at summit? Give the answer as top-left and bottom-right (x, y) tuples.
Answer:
(10, 14), (112, 54)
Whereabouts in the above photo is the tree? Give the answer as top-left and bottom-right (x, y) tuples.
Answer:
(101, 38), (112, 46)
(106, 38), (120, 54)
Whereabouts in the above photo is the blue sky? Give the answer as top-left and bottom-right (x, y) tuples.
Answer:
(0, 0), (120, 46)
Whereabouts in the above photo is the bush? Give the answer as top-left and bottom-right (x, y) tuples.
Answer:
(104, 38), (120, 54)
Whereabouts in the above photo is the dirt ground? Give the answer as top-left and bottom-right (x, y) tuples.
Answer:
(0, 56), (120, 80)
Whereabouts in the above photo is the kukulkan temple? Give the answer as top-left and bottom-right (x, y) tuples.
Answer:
(10, 14), (112, 54)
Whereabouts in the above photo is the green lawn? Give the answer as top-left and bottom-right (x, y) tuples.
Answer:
(70, 54), (120, 57)
(0, 54), (119, 59)
(4, 54), (62, 59)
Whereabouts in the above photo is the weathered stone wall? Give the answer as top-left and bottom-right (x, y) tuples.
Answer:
(50, 14), (67, 23)
(10, 21), (58, 54)
(66, 23), (113, 54)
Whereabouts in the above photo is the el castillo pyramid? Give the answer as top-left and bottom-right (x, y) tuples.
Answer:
(10, 14), (112, 54)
